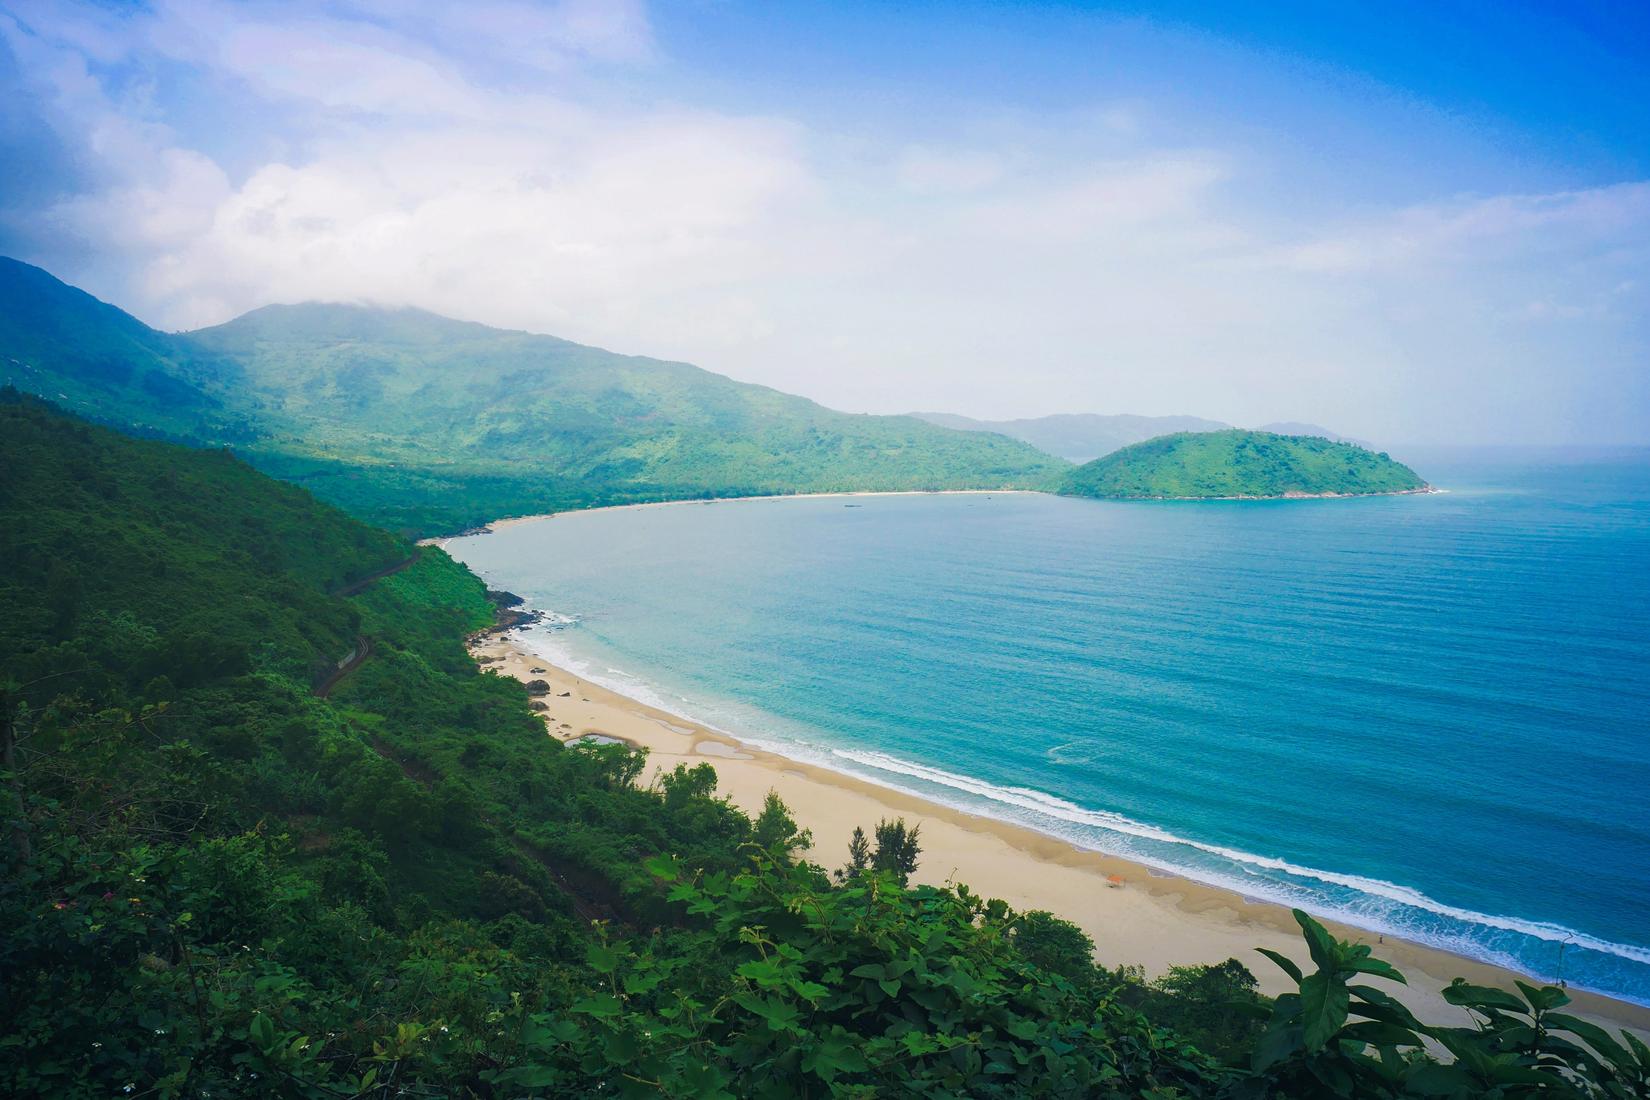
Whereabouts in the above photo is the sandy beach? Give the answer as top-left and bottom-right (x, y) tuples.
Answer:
(470, 631), (1650, 1038)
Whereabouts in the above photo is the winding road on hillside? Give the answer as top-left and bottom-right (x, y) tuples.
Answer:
(311, 550), (420, 698)
(310, 551), (614, 921)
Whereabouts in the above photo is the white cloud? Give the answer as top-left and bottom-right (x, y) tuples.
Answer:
(2, 0), (1647, 444)
(895, 146), (1007, 194)
(1276, 182), (1650, 273)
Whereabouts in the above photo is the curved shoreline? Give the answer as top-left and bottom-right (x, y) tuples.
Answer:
(421, 484), (1444, 548)
(469, 629), (1650, 1038)
(420, 489), (1038, 545)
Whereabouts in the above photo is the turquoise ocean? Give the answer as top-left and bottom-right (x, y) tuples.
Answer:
(446, 449), (1650, 1006)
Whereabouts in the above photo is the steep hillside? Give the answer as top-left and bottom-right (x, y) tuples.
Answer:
(914, 410), (1231, 462)
(0, 393), (1227, 1095)
(0, 257), (254, 441)
(0, 259), (1068, 532)
(1060, 429), (1428, 499)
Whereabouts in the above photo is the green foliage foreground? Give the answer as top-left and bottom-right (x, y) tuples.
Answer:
(3, 394), (1644, 1098)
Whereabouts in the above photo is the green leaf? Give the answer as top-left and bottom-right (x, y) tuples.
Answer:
(1251, 1020), (1304, 1072)
(1005, 1019), (1039, 1041)
(623, 971), (664, 996)
(1257, 947), (1304, 983)
(1345, 955), (1407, 984)
(1431, 1028), (1498, 1077)
(1347, 985), (1425, 1033)
(1545, 1012), (1634, 1069)
(732, 992), (800, 1032)
(1440, 980), (1527, 1015)
(249, 1013), (275, 1051)
(1340, 1020), (1424, 1048)
(736, 958), (784, 987)
(642, 853), (680, 882)
(1294, 909), (1340, 975)
(1515, 980), (1570, 1012)
(1299, 971), (1350, 1052)
(802, 1032), (869, 1081)
(674, 1061), (733, 1098)
(585, 942), (622, 975)
(789, 980), (829, 1005)
(571, 994), (622, 1019)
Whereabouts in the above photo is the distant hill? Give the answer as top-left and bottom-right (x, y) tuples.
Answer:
(0, 258), (1067, 532)
(912, 411), (1233, 462)
(1254, 421), (1370, 448)
(0, 257), (254, 441)
(1060, 430), (1427, 500)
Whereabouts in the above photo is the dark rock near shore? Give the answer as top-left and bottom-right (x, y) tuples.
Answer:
(479, 589), (543, 633)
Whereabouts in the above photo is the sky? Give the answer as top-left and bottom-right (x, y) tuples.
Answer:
(2, 0), (1648, 445)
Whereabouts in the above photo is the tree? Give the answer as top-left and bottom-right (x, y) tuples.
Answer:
(1013, 910), (1100, 997)
(871, 817), (921, 886)
(659, 762), (718, 809)
(1147, 958), (1267, 1063)
(751, 790), (811, 861)
(838, 825), (871, 881)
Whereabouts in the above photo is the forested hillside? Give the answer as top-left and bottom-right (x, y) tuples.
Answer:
(0, 258), (255, 442)
(0, 259), (1067, 534)
(1061, 429), (1427, 500)
(4, 392), (1643, 1097)
(0, 392), (1219, 1095)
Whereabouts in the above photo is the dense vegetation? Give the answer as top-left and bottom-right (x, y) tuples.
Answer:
(5, 392), (1645, 1098)
(914, 411), (1234, 463)
(0, 393), (1207, 1096)
(1060, 429), (1427, 500)
(0, 257), (256, 443)
(0, 258), (1067, 534)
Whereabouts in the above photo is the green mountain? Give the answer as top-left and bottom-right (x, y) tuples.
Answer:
(0, 258), (1068, 533)
(913, 410), (1233, 462)
(1060, 429), (1428, 499)
(0, 257), (254, 441)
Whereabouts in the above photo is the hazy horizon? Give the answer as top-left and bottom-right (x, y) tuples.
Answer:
(3, 1), (1647, 445)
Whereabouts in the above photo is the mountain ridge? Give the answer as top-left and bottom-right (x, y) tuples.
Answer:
(0, 258), (1068, 532)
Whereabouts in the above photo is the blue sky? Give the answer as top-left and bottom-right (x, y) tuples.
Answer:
(2, 0), (1646, 443)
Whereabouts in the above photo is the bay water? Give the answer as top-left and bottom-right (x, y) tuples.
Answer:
(447, 449), (1650, 1005)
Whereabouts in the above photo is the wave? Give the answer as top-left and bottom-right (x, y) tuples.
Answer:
(507, 616), (1650, 1006)
(819, 747), (1650, 982)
